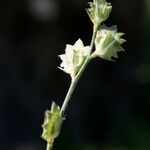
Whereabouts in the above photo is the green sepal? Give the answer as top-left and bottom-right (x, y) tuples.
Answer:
(94, 24), (126, 61)
(86, 0), (112, 26)
(41, 102), (65, 143)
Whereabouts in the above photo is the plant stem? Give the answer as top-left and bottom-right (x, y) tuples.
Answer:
(46, 25), (99, 150)
(46, 142), (53, 150)
(60, 27), (97, 116)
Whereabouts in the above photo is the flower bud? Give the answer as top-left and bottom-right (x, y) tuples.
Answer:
(94, 24), (126, 61)
(41, 102), (65, 144)
(87, 0), (112, 26)
(59, 39), (90, 79)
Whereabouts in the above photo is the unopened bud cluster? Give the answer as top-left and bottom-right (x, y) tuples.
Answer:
(58, 0), (125, 78)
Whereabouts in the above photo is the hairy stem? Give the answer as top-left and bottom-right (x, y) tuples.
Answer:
(60, 27), (97, 116)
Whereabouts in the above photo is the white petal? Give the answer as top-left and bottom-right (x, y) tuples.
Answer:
(58, 67), (68, 74)
(59, 54), (65, 61)
(74, 39), (84, 49)
(65, 44), (72, 53)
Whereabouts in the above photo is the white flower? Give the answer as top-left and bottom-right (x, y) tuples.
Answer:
(94, 24), (126, 61)
(59, 39), (90, 78)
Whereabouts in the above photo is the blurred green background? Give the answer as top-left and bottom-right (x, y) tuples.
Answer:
(1, 0), (150, 150)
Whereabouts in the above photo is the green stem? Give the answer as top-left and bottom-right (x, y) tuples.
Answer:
(46, 25), (99, 150)
(46, 143), (53, 150)
(60, 27), (97, 116)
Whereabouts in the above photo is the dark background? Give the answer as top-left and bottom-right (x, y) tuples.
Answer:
(1, 0), (150, 150)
